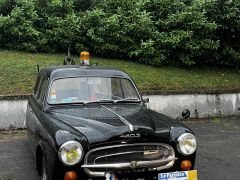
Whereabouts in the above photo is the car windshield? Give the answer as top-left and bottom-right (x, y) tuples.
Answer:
(48, 77), (140, 104)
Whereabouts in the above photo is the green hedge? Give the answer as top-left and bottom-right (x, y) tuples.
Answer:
(0, 0), (239, 67)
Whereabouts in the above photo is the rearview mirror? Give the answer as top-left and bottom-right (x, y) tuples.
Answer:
(143, 98), (149, 104)
(181, 109), (191, 121)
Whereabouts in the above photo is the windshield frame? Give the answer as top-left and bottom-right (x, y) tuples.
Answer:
(46, 76), (142, 105)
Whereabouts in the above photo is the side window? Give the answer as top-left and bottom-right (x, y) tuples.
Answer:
(122, 79), (139, 99)
(37, 78), (49, 105)
(111, 78), (124, 99)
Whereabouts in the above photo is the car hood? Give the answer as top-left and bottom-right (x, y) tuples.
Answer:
(48, 104), (176, 145)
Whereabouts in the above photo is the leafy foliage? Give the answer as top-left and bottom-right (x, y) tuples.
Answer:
(0, 0), (239, 67)
(0, 0), (40, 51)
(203, 0), (240, 68)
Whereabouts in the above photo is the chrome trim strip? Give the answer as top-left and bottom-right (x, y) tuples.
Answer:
(93, 151), (143, 164)
(82, 157), (177, 168)
(86, 143), (174, 155)
(83, 143), (176, 177)
(101, 105), (134, 131)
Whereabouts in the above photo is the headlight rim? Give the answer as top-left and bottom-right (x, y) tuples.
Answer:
(177, 133), (197, 156)
(58, 140), (84, 166)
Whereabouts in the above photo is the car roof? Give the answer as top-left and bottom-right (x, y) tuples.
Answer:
(38, 65), (132, 80)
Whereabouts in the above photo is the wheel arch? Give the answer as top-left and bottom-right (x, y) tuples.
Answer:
(36, 143), (45, 175)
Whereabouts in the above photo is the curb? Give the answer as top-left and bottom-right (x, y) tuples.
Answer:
(141, 89), (240, 95)
(0, 95), (30, 100)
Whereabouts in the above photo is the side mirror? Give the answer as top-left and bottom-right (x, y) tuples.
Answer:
(180, 109), (191, 121)
(143, 98), (149, 104)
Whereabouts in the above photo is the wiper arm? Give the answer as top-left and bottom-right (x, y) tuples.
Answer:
(84, 99), (115, 105)
(49, 99), (140, 106)
(84, 99), (141, 104)
(48, 101), (86, 108)
(114, 99), (141, 103)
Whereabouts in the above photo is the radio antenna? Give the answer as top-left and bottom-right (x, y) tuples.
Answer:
(63, 45), (75, 65)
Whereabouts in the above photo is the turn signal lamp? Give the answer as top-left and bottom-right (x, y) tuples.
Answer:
(80, 51), (90, 66)
(64, 171), (77, 180)
(181, 160), (192, 171)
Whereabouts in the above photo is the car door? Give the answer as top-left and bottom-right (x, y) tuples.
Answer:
(26, 75), (43, 154)
(27, 76), (49, 157)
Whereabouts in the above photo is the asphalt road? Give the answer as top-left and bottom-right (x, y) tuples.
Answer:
(0, 131), (40, 180)
(188, 116), (240, 180)
(0, 116), (239, 180)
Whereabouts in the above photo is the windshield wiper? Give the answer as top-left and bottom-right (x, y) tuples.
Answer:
(113, 99), (141, 103)
(50, 99), (140, 106)
(83, 99), (141, 105)
(84, 99), (115, 105)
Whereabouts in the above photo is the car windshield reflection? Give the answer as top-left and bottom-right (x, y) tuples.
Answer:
(48, 77), (140, 105)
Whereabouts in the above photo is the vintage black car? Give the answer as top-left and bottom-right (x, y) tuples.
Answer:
(26, 59), (197, 180)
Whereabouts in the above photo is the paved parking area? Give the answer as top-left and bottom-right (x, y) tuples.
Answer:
(0, 116), (240, 180)
(187, 116), (240, 180)
(0, 131), (40, 180)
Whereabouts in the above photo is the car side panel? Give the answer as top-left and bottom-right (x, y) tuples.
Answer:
(27, 96), (59, 179)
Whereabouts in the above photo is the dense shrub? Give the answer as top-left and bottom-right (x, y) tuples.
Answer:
(0, 0), (16, 16)
(137, 0), (219, 65)
(203, 0), (240, 68)
(81, 0), (155, 59)
(0, 0), (239, 67)
(0, 0), (41, 51)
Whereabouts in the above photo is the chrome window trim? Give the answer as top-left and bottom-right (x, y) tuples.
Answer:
(46, 76), (141, 105)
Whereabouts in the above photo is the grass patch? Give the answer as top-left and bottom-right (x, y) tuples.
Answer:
(0, 50), (240, 95)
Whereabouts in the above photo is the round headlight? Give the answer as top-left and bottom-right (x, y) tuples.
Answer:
(58, 141), (84, 166)
(177, 133), (197, 155)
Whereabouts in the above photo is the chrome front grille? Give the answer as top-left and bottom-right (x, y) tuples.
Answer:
(82, 143), (176, 177)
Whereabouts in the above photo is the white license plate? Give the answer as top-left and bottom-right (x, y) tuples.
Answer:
(158, 170), (198, 180)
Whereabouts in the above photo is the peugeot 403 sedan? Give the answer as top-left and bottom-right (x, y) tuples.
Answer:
(26, 61), (197, 180)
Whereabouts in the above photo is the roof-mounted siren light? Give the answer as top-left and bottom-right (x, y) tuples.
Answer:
(80, 51), (90, 66)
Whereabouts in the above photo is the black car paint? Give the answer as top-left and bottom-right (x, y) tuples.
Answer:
(26, 66), (196, 180)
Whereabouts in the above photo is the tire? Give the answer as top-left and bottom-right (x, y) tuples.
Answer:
(41, 157), (49, 180)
